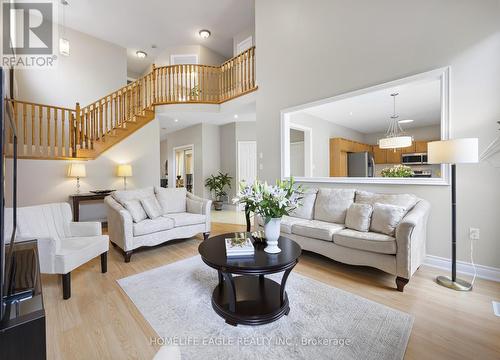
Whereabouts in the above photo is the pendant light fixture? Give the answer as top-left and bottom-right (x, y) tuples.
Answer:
(378, 93), (413, 149)
(59, 0), (70, 56)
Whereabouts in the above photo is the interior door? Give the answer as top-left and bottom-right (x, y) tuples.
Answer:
(237, 141), (257, 209)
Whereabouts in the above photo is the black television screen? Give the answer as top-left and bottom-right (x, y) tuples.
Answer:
(1, 66), (15, 321)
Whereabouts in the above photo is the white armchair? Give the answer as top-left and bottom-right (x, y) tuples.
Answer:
(5, 203), (109, 299)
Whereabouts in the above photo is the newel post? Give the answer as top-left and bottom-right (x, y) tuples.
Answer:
(152, 63), (156, 104)
(73, 102), (80, 157)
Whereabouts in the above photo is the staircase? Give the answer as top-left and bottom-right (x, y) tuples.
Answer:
(5, 47), (256, 160)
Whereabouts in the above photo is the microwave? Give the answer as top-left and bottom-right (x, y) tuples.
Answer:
(402, 153), (428, 165)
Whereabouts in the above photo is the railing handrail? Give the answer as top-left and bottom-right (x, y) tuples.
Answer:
(6, 47), (256, 159)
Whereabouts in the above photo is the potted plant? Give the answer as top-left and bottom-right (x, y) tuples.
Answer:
(381, 164), (414, 178)
(205, 171), (232, 211)
(233, 178), (303, 253)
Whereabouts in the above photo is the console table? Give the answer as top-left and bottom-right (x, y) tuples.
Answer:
(69, 192), (112, 224)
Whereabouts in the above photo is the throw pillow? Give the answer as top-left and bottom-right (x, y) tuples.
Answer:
(289, 188), (318, 220)
(314, 188), (356, 224)
(123, 199), (147, 223)
(186, 198), (203, 214)
(155, 187), (187, 214)
(140, 196), (162, 219)
(345, 203), (373, 232)
(370, 203), (406, 236)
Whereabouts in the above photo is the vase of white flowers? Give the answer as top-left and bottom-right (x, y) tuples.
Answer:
(234, 178), (303, 254)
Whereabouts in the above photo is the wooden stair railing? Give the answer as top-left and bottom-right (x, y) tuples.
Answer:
(5, 46), (257, 160)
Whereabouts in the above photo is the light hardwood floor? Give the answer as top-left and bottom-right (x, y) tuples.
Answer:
(42, 222), (500, 360)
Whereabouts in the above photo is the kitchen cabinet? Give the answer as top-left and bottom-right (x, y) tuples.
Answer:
(386, 148), (402, 164)
(372, 145), (387, 164)
(414, 141), (428, 153)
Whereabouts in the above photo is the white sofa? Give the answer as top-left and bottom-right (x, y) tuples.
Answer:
(5, 203), (109, 299)
(105, 187), (211, 262)
(256, 188), (430, 291)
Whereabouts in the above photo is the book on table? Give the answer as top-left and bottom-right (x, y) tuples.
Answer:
(225, 236), (254, 257)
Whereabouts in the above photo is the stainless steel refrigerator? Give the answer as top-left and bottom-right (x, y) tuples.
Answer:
(347, 152), (375, 177)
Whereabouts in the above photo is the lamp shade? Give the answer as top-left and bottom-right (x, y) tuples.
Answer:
(68, 163), (86, 178)
(427, 138), (479, 164)
(117, 164), (133, 177)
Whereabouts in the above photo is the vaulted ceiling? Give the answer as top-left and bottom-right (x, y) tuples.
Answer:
(59, 0), (254, 75)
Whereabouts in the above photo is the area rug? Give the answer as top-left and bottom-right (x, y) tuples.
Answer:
(117, 256), (413, 360)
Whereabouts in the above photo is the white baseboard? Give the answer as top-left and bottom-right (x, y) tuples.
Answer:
(424, 255), (500, 282)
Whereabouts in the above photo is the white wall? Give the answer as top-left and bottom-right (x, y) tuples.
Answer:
(6, 120), (161, 221)
(15, 25), (127, 108)
(202, 124), (222, 199)
(151, 45), (228, 72)
(290, 112), (366, 177)
(255, 0), (500, 268)
(233, 26), (255, 56)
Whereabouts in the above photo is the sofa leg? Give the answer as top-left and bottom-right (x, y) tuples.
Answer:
(396, 277), (409, 292)
(101, 252), (108, 273)
(62, 272), (71, 300)
(124, 250), (133, 263)
(203, 232), (210, 241)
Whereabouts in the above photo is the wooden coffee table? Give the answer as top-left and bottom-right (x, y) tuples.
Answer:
(198, 233), (302, 326)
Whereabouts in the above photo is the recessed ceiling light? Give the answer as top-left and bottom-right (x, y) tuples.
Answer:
(198, 29), (211, 39)
(174, 118), (179, 122)
(398, 119), (414, 124)
(349, 111), (353, 116)
(136, 50), (147, 59)
(233, 114), (238, 119)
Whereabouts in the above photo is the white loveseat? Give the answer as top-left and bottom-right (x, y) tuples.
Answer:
(105, 187), (211, 262)
(256, 188), (430, 291)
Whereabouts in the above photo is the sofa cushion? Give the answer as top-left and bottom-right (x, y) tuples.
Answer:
(133, 217), (175, 236)
(113, 187), (155, 206)
(140, 196), (162, 219)
(333, 229), (396, 255)
(345, 203), (373, 232)
(155, 187), (187, 214)
(292, 220), (344, 242)
(122, 199), (148, 223)
(255, 215), (305, 234)
(314, 188), (355, 224)
(355, 190), (418, 212)
(370, 203), (406, 236)
(289, 188), (318, 220)
(164, 212), (206, 227)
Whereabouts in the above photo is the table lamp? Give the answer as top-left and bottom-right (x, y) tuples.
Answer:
(117, 164), (132, 190)
(428, 138), (479, 291)
(68, 163), (86, 194)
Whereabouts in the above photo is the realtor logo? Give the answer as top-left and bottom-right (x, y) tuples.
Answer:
(2, 0), (57, 68)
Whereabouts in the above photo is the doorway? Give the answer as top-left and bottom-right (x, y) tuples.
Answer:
(173, 144), (194, 193)
(237, 141), (257, 210)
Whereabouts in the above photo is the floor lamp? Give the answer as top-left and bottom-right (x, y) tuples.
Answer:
(428, 138), (479, 291)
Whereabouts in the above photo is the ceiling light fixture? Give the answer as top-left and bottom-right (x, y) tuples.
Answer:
(233, 114), (238, 119)
(378, 93), (413, 149)
(398, 119), (414, 124)
(174, 118), (179, 122)
(136, 50), (147, 59)
(59, 0), (70, 56)
(198, 29), (211, 39)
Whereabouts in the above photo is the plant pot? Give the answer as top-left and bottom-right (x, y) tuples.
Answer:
(213, 201), (224, 211)
(264, 217), (281, 254)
